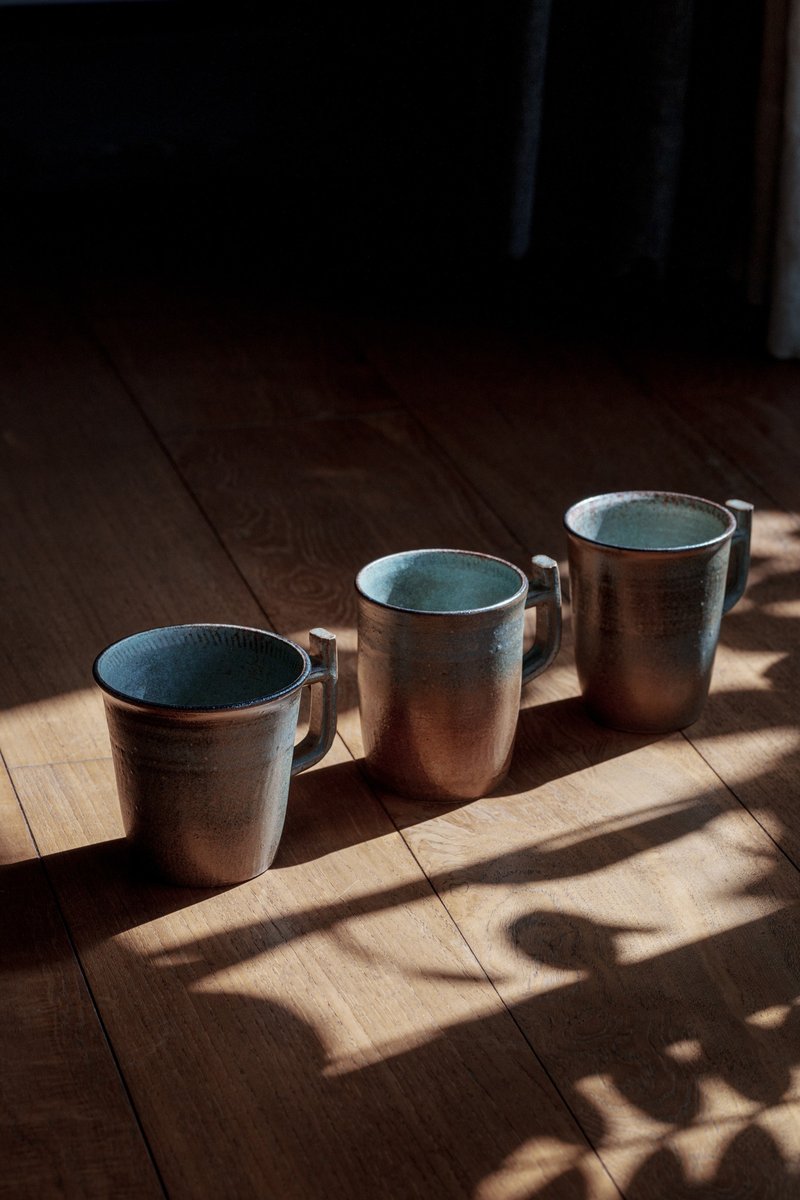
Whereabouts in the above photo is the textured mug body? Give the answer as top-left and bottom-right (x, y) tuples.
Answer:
(356, 549), (561, 800)
(94, 624), (337, 886)
(565, 492), (752, 733)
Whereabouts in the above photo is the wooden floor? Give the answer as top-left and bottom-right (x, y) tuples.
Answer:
(2, 271), (799, 1199)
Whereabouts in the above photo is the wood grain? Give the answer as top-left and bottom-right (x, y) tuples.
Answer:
(343, 318), (762, 553)
(0, 761), (162, 1199)
(626, 343), (800, 516)
(5, 284), (799, 1197)
(93, 301), (401, 435)
(0, 315), (267, 766)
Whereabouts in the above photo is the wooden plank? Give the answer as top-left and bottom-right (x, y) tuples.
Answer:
(624, 342), (800, 516)
(0, 762), (163, 1199)
(92, 300), (401, 436)
(11, 753), (616, 1200)
(341, 319), (762, 553)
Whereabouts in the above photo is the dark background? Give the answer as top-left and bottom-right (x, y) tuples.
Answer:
(0, 1), (765, 317)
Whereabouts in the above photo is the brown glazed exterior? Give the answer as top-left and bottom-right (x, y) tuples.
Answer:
(94, 625), (337, 887)
(565, 492), (752, 732)
(356, 549), (561, 801)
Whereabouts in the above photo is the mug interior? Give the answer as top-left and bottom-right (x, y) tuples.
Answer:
(565, 492), (733, 551)
(94, 625), (307, 709)
(357, 549), (525, 613)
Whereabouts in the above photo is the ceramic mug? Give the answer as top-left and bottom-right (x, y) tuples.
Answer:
(564, 491), (753, 732)
(356, 548), (561, 800)
(93, 623), (337, 886)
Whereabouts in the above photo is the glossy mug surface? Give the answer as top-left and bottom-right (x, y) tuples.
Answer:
(564, 491), (752, 732)
(356, 548), (561, 800)
(94, 623), (337, 886)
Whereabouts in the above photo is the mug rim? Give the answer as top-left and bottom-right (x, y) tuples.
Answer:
(355, 547), (529, 616)
(563, 490), (737, 553)
(92, 622), (312, 713)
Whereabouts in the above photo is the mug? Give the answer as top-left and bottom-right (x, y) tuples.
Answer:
(93, 623), (337, 886)
(356, 548), (561, 800)
(564, 491), (753, 732)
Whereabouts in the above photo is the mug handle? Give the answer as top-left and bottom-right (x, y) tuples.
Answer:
(292, 628), (338, 775)
(522, 555), (562, 685)
(723, 500), (754, 615)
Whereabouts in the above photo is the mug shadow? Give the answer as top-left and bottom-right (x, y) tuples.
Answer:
(5, 772), (730, 957)
(0, 841), (232, 958)
(500, 695), (662, 795)
(274, 757), (401, 866)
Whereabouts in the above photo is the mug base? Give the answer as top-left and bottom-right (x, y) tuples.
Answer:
(362, 758), (508, 803)
(583, 700), (703, 735)
(128, 838), (277, 889)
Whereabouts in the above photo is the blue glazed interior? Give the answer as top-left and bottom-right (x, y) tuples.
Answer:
(358, 550), (524, 613)
(567, 493), (732, 550)
(94, 625), (305, 709)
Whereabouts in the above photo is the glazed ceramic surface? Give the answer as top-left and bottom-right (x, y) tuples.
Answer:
(564, 491), (752, 732)
(94, 624), (337, 886)
(356, 548), (561, 801)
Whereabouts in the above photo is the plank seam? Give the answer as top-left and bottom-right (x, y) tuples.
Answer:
(83, 319), (285, 639)
(372, 786), (625, 1199)
(0, 747), (170, 1198)
(678, 729), (800, 874)
(9, 755), (114, 771)
(343, 323), (535, 563)
(617, 349), (800, 522)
